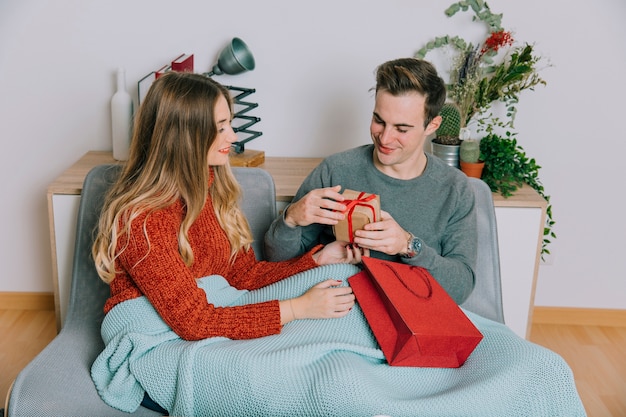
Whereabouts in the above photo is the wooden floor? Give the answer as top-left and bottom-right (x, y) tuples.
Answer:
(1, 309), (625, 417)
(529, 322), (626, 417)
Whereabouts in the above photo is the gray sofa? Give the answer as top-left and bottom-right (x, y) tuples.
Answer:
(6, 164), (503, 416)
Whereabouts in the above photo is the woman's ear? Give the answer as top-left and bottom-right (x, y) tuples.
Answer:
(425, 115), (442, 136)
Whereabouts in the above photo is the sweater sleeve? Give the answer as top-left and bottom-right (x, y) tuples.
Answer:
(401, 177), (477, 305)
(226, 244), (321, 291)
(264, 160), (333, 261)
(117, 209), (285, 341)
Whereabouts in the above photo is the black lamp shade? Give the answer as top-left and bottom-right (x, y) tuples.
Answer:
(209, 37), (255, 76)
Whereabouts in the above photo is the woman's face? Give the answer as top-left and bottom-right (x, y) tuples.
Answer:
(207, 94), (237, 166)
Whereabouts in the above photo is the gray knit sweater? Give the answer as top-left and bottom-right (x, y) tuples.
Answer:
(264, 144), (477, 304)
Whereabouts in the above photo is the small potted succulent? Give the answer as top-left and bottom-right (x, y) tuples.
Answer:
(459, 136), (484, 178)
(431, 102), (462, 168)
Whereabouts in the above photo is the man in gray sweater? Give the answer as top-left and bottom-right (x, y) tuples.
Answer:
(264, 58), (476, 305)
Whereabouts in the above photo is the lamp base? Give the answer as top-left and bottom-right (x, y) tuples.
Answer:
(229, 149), (265, 167)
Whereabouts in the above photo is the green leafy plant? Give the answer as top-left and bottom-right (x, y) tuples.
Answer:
(479, 132), (555, 257)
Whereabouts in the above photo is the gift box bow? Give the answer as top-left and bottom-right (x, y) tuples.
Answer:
(333, 190), (381, 243)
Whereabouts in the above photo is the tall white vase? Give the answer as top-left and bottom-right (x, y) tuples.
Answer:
(111, 68), (133, 161)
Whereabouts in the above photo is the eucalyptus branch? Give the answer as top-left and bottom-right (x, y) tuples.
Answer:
(444, 0), (504, 32)
(415, 35), (468, 60)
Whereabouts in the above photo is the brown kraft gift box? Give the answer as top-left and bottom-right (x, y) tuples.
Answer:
(332, 189), (381, 243)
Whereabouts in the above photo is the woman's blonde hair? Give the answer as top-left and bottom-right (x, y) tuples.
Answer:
(93, 72), (253, 283)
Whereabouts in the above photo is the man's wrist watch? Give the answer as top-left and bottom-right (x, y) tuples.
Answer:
(402, 232), (422, 258)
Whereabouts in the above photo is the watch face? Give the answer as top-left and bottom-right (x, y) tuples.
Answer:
(410, 237), (421, 255)
(403, 236), (421, 258)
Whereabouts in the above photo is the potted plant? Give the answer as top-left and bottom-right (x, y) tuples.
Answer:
(416, 0), (554, 256)
(431, 102), (462, 168)
(479, 132), (555, 255)
(459, 137), (484, 178)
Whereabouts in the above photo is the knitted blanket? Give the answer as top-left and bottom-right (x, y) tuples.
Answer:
(91, 264), (586, 417)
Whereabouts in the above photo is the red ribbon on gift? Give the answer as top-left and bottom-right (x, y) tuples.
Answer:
(341, 192), (378, 243)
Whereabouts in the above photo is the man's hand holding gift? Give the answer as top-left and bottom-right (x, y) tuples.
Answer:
(283, 185), (347, 227)
(332, 189), (412, 258)
(333, 189), (381, 243)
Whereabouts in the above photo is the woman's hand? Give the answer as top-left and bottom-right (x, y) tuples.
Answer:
(312, 240), (369, 265)
(279, 279), (355, 324)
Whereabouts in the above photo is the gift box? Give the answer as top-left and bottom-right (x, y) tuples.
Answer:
(348, 257), (483, 368)
(332, 189), (381, 243)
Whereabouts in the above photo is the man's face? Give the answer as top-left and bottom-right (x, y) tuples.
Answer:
(370, 90), (439, 176)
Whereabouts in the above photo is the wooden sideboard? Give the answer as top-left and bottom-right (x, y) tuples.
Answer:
(48, 151), (546, 338)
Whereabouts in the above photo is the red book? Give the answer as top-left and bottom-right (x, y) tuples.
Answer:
(171, 54), (194, 73)
(155, 63), (171, 79)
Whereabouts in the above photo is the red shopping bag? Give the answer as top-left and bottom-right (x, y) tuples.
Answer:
(348, 257), (483, 368)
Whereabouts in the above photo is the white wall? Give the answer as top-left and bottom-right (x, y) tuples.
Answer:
(1, 0), (624, 310)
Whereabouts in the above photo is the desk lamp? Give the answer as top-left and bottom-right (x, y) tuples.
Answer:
(204, 37), (261, 154)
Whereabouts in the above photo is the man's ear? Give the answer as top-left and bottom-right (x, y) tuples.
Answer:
(425, 115), (442, 136)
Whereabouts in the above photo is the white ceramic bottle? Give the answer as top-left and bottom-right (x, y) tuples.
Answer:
(111, 67), (133, 161)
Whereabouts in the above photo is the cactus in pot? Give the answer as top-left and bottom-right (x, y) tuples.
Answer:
(431, 102), (462, 168)
(459, 136), (485, 178)
(433, 102), (462, 145)
(460, 139), (481, 163)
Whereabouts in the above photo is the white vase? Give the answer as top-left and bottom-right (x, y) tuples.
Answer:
(111, 68), (133, 161)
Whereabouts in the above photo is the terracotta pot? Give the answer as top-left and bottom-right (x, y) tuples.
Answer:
(460, 160), (485, 178)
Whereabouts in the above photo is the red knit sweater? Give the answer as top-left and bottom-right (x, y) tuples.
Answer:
(104, 195), (319, 341)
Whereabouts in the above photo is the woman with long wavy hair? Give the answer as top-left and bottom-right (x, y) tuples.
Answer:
(92, 71), (364, 342)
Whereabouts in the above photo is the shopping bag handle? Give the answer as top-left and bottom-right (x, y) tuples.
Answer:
(383, 262), (433, 299)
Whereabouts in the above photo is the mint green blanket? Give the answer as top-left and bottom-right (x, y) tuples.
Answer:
(91, 264), (586, 416)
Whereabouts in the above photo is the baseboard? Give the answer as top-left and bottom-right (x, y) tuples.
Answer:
(0, 292), (54, 310)
(532, 306), (626, 327)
